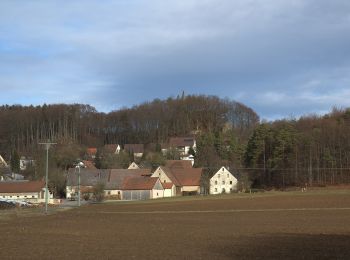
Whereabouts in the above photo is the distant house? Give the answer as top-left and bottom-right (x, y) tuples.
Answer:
(19, 156), (35, 171)
(0, 180), (52, 203)
(121, 177), (164, 200)
(128, 162), (140, 169)
(124, 144), (144, 158)
(87, 148), (97, 159)
(104, 144), (121, 155)
(168, 137), (196, 155)
(210, 167), (238, 194)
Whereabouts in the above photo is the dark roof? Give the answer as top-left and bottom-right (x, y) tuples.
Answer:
(0, 180), (45, 193)
(106, 169), (151, 190)
(124, 144), (144, 154)
(165, 160), (193, 169)
(67, 168), (110, 186)
(159, 166), (202, 187)
(104, 144), (119, 153)
(122, 177), (159, 190)
(66, 168), (152, 190)
(169, 137), (195, 147)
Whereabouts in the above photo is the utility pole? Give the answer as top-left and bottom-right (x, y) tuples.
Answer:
(75, 162), (84, 206)
(39, 142), (56, 214)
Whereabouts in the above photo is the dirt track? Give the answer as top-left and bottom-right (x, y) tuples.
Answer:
(1, 190), (350, 259)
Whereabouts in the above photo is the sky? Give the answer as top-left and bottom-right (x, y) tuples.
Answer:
(0, 0), (350, 120)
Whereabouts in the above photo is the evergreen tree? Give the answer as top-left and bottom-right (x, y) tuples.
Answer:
(10, 150), (20, 173)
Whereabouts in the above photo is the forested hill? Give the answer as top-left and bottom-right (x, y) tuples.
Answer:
(0, 95), (259, 158)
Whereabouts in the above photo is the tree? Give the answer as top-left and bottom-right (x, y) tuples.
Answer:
(10, 150), (20, 173)
(93, 183), (105, 202)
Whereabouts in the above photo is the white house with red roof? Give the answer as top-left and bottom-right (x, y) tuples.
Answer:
(0, 180), (53, 203)
(152, 160), (202, 196)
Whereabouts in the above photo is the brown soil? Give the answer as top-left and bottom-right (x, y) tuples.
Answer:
(1, 190), (350, 259)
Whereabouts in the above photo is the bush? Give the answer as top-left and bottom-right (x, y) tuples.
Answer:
(83, 192), (91, 201)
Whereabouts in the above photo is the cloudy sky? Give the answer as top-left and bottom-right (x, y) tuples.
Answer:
(0, 0), (349, 120)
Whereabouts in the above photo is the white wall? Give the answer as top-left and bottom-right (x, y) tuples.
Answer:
(210, 167), (238, 194)
(152, 189), (164, 199)
(181, 186), (200, 193)
(152, 167), (172, 183)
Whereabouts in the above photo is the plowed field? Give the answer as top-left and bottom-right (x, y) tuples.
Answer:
(1, 190), (350, 259)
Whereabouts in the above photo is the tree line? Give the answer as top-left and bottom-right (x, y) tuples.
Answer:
(1, 94), (349, 190)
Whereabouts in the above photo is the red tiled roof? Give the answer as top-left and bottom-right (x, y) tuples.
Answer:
(165, 160), (193, 169)
(169, 137), (195, 147)
(160, 166), (202, 187)
(0, 180), (45, 193)
(122, 177), (159, 190)
(87, 148), (97, 155)
(161, 182), (174, 189)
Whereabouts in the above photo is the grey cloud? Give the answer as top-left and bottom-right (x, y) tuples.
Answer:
(0, 0), (349, 119)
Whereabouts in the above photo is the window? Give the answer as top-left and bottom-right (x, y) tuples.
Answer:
(230, 181), (232, 184)
(164, 180), (166, 183)
(107, 191), (111, 195)
(215, 188), (217, 192)
(222, 168), (224, 171)
(222, 181), (225, 185)
(157, 192), (159, 196)
(215, 181), (217, 185)
(32, 196), (35, 198)
(118, 191), (120, 195)
(24, 196), (27, 198)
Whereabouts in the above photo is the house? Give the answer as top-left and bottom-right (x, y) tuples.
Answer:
(0, 180), (53, 203)
(66, 169), (109, 199)
(105, 169), (151, 198)
(87, 148), (97, 159)
(19, 156), (35, 171)
(168, 137), (196, 155)
(152, 163), (202, 196)
(122, 177), (164, 200)
(66, 168), (151, 200)
(210, 167), (238, 194)
(128, 162), (140, 169)
(104, 144), (121, 154)
(124, 144), (144, 158)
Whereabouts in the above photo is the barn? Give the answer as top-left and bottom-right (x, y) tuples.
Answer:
(122, 177), (164, 200)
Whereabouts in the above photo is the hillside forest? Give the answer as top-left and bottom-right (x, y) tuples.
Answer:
(1, 94), (350, 196)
